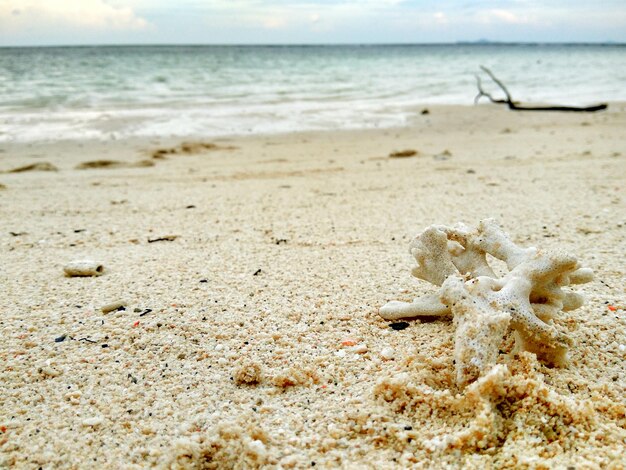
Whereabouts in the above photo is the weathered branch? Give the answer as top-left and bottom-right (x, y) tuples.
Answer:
(474, 74), (508, 105)
(475, 66), (608, 113)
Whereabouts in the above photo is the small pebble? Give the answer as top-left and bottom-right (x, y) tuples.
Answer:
(54, 334), (67, 343)
(101, 301), (126, 314)
(351, 344), (368, 354)
(63, 260), (104, 277)
(390, 322), (409, 331)
(82, 417), (103, 427)
(341, 338), (357, 347)
(380, 347), (395, 360)
(40, 366), (62, 377)
(246, 440), (267, 459)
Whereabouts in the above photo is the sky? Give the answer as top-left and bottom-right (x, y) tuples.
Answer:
(1, 0), (625, 46)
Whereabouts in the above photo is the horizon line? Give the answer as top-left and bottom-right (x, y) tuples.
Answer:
(1, 40), (625, 49)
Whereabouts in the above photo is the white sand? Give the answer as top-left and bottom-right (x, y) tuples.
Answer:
(1, 104), (625, 468)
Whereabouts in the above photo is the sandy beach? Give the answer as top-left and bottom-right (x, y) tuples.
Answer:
(1, 103), (625, 468)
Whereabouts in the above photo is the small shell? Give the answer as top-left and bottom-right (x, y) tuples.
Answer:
(63, 260), (104, 277)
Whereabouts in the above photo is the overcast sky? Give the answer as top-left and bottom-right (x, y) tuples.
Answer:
(1, 0), (625, 46)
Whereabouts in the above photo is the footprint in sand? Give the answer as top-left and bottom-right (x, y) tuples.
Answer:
(150, 141), (237, 159)
(75, 159), (154, 170)
(389, 149), (419, 158)
(6, 162), (58, 173)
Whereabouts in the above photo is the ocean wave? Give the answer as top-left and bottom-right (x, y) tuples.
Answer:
(0, 44), (624, 141)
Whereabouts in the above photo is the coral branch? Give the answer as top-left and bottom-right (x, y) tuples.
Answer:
(379, 293), (450, 321)
(380, 219), (593, 386)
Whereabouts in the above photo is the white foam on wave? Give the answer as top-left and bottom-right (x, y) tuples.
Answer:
(0, 99), (415, 142)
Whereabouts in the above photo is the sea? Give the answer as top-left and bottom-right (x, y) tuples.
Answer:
(0, 44), (625, 142)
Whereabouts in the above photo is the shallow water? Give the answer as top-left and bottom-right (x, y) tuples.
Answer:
(1, 44), (624, 141)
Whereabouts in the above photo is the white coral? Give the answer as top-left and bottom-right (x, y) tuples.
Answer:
(380, 219), (593, 386)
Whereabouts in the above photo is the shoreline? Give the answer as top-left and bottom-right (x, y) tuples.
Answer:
(1, 103), (625, 468)
(2, 100), (626, 146)
(2, 102), (625, 157)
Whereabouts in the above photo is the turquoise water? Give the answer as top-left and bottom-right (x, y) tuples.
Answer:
(0, 44), (625, 141)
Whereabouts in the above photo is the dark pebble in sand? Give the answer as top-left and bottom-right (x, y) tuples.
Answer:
(55, 335), (67, 343)
(390, 322), (410, 331)
(148, 235), (178, 243)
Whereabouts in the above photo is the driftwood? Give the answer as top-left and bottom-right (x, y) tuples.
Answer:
(474, 66), (607, 112)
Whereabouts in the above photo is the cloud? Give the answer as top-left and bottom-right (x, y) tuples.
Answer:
(2, 0), (625, 45)
(0, 0), (149, 33)
(433, 11), (448, 24)
(477, 8), (532, 24)
(263, 16), (288, 29)
(203, 0), (412, 33)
